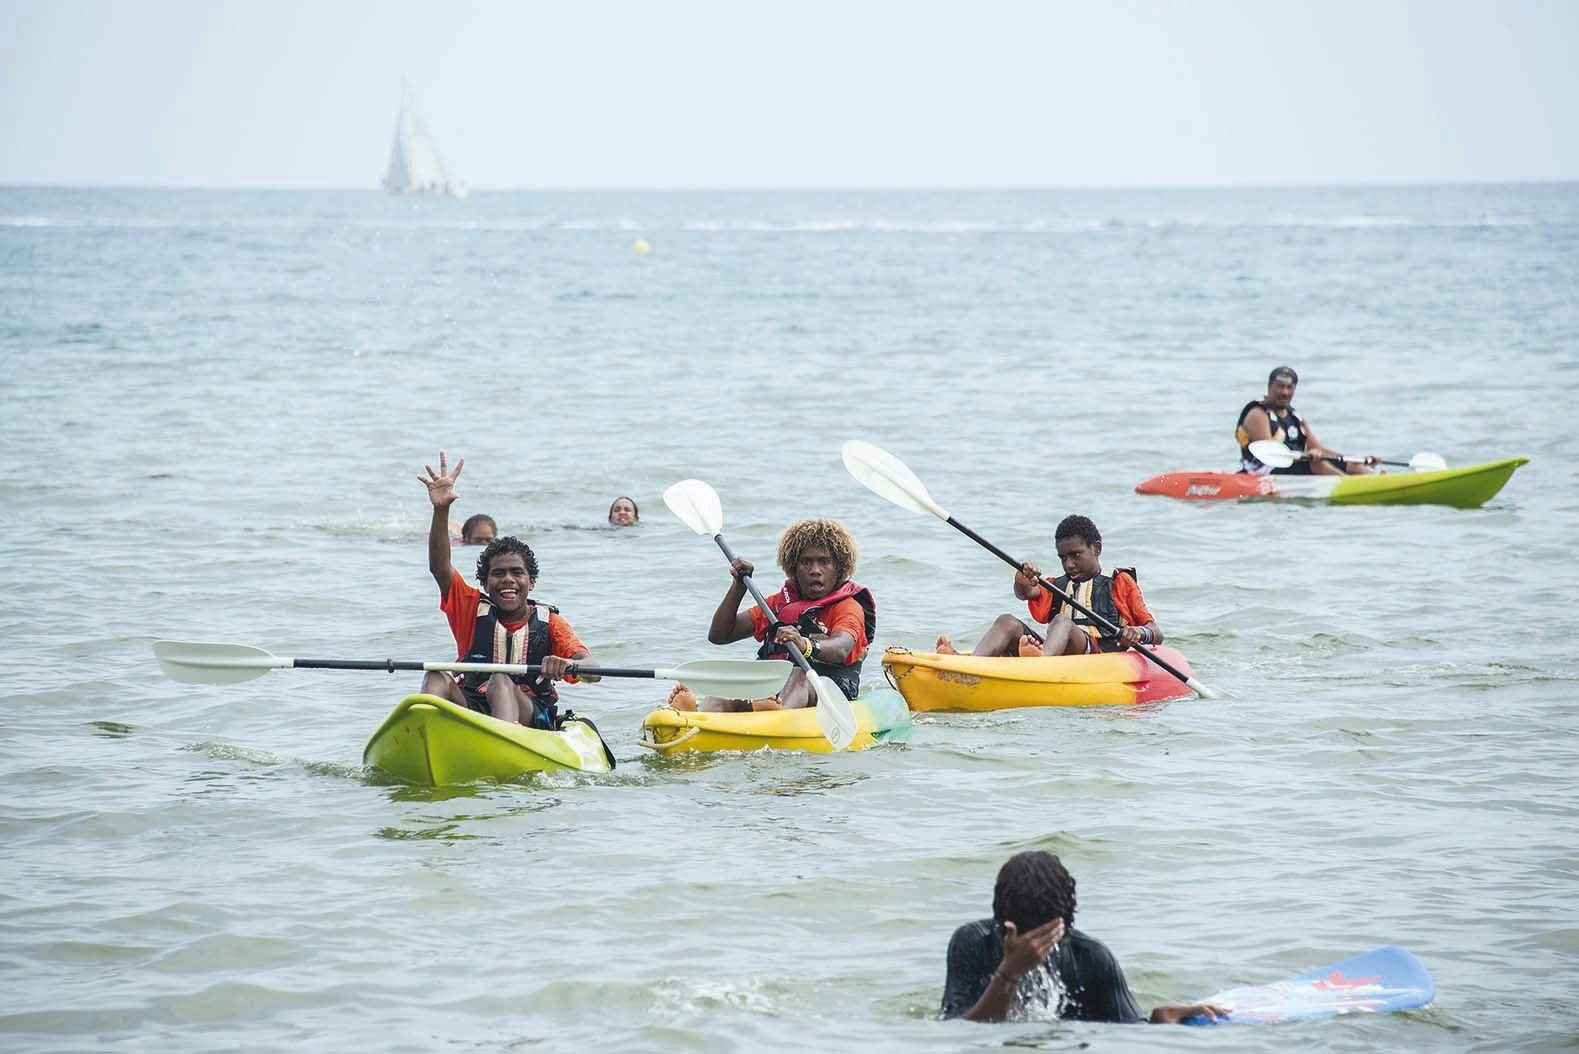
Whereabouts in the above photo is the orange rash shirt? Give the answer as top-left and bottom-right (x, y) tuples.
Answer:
(748, 595), (870, 664)
(440, 574), (588, 666)
(1026, 572), (1154, 629)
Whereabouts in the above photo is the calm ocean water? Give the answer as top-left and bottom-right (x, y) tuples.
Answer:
(2, 184), (1577, 1052)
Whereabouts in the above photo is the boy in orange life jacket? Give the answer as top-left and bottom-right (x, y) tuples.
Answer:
(419, 451), (599, 728)
(668, 518), (876, 712)
(937, 515), (1160, 658)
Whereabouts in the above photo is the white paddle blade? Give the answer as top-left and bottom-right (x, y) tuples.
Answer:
(810, 672), (859, 751)
(1247, 440), (1298, 468)
(1409, 452), (1447, 472)
(656, 659), (791, 701)
(663, 479), (725, 536)
(153, 640), (286, 684)
(840, 440), (950, 520)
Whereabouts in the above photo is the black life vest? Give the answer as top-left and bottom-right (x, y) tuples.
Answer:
(755, 581), (877, 701)
(459, 598), (561, 727)
(1047, 569), (1137, 654)
(1236, 399), (1310, 475)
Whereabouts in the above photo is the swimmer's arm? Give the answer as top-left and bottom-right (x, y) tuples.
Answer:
(960, 918), (1063, 1023)
(1149, 1001), (1229, 1024)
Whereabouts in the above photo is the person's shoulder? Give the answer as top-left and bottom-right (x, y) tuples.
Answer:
(947, 918), (995, 948)
(443, 573), (479, 605)
(1064, 927), (1122, 966)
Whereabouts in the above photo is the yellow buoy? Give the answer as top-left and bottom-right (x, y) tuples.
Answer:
(633, 239), (651, 254)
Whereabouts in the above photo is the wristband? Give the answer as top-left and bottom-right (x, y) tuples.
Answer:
(801, 637), (814, 659)
(992, 969), (1022, 986)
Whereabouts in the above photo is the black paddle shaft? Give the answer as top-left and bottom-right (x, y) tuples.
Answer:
(290, 658), (650, 679)
(941, 516), (1196, 688)
(295, 658), (427, 673)
(711, 534), (816, 676)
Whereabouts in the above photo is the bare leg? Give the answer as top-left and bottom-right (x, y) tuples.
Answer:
(761, 667), (811, 710)
(965, 613), (1040, 657)
(698, 695), (754, 713)
(484, 673), (543, 726)
(1040, 615), (1093, 656)
(421, 670), (466, 701)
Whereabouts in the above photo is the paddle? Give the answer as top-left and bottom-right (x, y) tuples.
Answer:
(153, 640), (792, 699)
(839, 440), (1217, 700)
(661, 479), (860, 750)
(1248, 439), (1446, 472)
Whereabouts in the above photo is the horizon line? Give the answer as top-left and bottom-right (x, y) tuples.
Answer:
(2, 178), (1577, 194)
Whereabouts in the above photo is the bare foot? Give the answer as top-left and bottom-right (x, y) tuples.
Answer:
(935, 635), (960, 655)
(1017, 635), (1044, 658)
(750, 696), (783, 712)
(667, 684), (698, 711)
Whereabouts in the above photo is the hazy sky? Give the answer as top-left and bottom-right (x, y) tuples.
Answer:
(2, 0), (1574, 189)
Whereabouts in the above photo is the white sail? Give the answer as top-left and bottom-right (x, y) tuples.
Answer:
(382, 83), (465, 197)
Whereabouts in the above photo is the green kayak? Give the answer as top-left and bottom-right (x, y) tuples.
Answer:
(1136, 457), (1529, 509)
(363, 694), (614, 786)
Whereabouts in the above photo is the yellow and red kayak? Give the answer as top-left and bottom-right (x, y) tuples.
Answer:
(363, 694), (614, 785)
(1134, 457), (1528, 509)
(880, 646), (1195, 712)
(637, 688), (911, 755)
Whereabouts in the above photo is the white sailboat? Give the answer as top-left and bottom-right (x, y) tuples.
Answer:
(382, 82), (466, 198)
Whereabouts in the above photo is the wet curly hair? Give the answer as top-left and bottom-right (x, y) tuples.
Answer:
(475, 536), (540, 585)
(1054, 514), (1101, 550)
(993, 851), (1078, 933)
(776, 518), (858, 582)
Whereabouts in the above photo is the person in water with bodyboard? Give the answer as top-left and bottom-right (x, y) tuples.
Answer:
(936, 515), (1160, 658)
(419, 451), (599, 727)
(668, 518), (875, 712)
(940, 850), (1226, 1023)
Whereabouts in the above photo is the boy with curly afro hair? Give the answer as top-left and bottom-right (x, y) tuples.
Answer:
(668, 517), (876, 712)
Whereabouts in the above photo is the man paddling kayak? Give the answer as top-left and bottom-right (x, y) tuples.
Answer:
(941, 851), (1226, 1024)
(419, 451), (598, 728)
(1236, 365), (1372, 476)
(937, 515), (1160, 659)
(668, 518), (875, 712)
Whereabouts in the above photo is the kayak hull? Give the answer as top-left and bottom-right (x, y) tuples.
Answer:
(637, 688), (911, 755)
(1134, 457), (1528, 509)
(363, 694), (613, 785)
(881, 646), (1194, 712)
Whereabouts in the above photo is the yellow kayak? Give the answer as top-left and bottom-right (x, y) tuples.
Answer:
(363, 694), (614, 785)
(637, 688), (911, 755)
(881, 646), (1196, 712)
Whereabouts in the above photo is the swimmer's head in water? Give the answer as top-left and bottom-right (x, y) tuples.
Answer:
(993, 850), (1077, 933)
(608, 496), (639, 525)
(476, 536), (539, 588)
(461, 513), (497, 544)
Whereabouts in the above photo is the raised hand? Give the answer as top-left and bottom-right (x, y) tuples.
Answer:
(420, 451), (465, 508)
(998, 916), (1064, 982)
